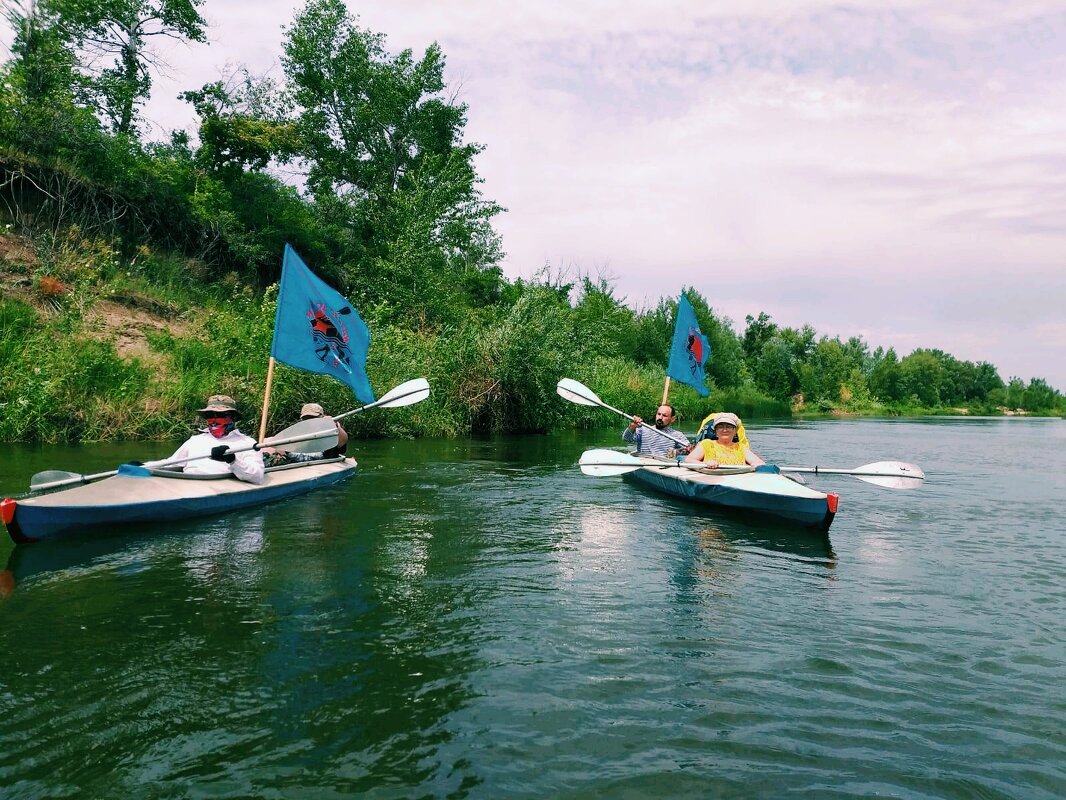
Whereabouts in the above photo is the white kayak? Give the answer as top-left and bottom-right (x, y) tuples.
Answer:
(3, 458), (357, 543)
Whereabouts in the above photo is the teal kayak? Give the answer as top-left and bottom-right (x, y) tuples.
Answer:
(3, 458), (356, 544)
(623, 462), (838, 530)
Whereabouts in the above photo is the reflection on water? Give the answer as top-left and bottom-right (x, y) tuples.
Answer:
(558, 504), (635, 582)
(182, 514), (267, 590)
(3, 526), (159, 594)
(1, 421), (1065, 797)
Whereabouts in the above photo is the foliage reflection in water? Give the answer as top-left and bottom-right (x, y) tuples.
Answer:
(1, 419), (1064, 798)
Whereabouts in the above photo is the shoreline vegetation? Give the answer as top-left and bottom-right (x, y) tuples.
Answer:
(1, 2), (1063, 444)
(2, 226), (1061, 445)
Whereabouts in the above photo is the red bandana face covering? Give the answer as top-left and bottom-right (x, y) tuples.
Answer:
(206, 416), (236, 439)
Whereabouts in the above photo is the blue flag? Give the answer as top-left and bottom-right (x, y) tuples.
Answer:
(271, 244), (375, 404)
(666, 293), (710, 397)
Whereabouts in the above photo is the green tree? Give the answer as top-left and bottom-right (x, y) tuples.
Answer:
(628, 298), (672, 366)
(51, 0), (207, 135)
(280, 0), (503, 322)
(571, 276), (637, 360)
(181, 70), (300, 178)
(746, 323), (814, 402)
(868, 347), (903, 403)
(1021, 378), (1059, 412)
(742, 312), (777, 366)
(2, 0), (78, 104)
(1004, 377), (1026, 409)
(973, 361), (1005, 399)
(0, 0), (102, 162)
(899, 350), (944, 407)
(799, 336), (870, 407)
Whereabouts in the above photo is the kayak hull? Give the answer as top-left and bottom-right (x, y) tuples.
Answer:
(623, 463), (837, 530)
(4, 458), (357, 544)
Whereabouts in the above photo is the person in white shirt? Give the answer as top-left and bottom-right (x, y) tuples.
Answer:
(149, 394), (265, 484)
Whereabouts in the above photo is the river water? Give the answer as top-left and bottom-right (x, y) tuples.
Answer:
(1, 417), (1064, 799)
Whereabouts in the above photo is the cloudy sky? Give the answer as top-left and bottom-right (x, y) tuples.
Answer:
(8, 2), (1066, 388)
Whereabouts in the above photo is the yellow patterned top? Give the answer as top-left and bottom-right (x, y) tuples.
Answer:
(698, 440), (748, 465)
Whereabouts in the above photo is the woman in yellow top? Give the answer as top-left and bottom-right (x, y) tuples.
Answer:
(685, 412), (765, 469)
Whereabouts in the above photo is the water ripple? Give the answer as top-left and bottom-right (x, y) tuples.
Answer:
(1, 422), (1064, 797)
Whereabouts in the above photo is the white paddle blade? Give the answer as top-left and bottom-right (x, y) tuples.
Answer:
(862, 461), (925, 479)
(30, 470), (83, 491)
(580, 463), (641, 477)
(781, 460), (926, 490)
(856, 474), (924, 490)
(557, 378), (601, 407)
(265, 417), (339, 454)
(854, 461), (925, 490)
(376, 377), (430, 408)
(578, 448), (644, 476)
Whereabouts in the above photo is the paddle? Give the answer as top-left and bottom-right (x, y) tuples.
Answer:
(28, 417), (340, 494)
(578, 448), (753, 477)
(265, 378), (430, 452)
(556, 378), (690, 448)
(578, 448), (924, 489)
(776, 461), (925, 490)
(262, 417), (340, 454)
(334, 377), (431, 421)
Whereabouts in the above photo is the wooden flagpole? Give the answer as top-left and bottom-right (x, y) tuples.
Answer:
(662, 292), (681, 406)
(258, 356), (277, 443)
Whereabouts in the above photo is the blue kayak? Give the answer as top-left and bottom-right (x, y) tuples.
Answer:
(623, 462), (838, 530)
(3, 458), (356, 544)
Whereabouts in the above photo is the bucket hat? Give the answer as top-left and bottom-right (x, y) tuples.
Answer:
(712, 412), (741, 429)
(300, 402), (325, 419)
(197, 394), (240, 418)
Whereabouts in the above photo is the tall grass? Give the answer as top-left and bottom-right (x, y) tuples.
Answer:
(1, 234), (796, 443)
(0, 297), (161, 441)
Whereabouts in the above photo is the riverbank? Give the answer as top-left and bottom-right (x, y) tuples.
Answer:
(0, 229), (767, 442)
(2, 228), (1062, 444)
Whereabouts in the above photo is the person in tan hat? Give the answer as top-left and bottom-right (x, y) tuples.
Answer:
(296, 402), (348, 459)
(263, 402), (349, 465)
(148, 394), (265, 483)
(685, 412), (764, 469)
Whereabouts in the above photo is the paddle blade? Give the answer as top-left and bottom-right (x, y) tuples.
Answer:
(30, 470), (83, 491)
(557, 378), (602, 407)
(578, 448), (645, 477)
(779, 460), (925, 489)
(375, 377), (430, 408)
(264, 417), (340, 454)
(854, 461), (925, 490)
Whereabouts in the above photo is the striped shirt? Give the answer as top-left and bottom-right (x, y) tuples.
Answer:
(622, 425), (690, 457)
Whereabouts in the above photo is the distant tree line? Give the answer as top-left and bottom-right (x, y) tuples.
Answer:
(0, 0), (1062, 442)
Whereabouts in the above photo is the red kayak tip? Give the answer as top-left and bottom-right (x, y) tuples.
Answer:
(0, 498), (15, 526)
